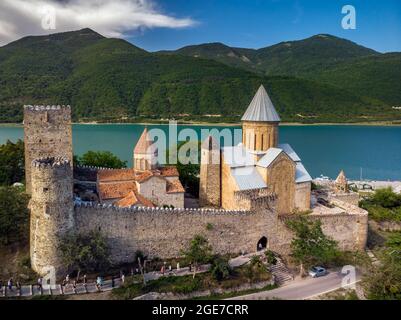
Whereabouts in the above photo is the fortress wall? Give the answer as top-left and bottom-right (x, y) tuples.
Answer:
(74, 205), (272, 263)
(315, 212), (369, 251)
(74, 202), (367, 266)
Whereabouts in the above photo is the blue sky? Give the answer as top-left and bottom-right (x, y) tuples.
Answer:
(128, 0), (401, 53)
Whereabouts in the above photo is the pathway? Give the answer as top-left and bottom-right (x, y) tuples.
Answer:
(1, 252), (265, 299)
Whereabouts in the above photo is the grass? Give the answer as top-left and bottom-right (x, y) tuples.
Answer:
(112, 264), (272, 300)
(192, 284), (277, 300)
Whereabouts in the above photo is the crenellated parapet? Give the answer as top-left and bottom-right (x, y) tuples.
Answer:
(74, 201), (252, 216)
(24, 105), (71, 111)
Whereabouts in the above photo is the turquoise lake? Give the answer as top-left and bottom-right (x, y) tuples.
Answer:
(1, 124), (401, 181)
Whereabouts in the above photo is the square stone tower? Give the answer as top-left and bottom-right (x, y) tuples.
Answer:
(24, 105), (73, 194)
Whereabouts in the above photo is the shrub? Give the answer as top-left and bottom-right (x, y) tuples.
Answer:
(211, 255), (232, 281)
(59, 231), (111, 273)
(265, 250), (277, 266)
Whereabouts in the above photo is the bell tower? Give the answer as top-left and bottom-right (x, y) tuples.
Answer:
(241, 85), (280, 153)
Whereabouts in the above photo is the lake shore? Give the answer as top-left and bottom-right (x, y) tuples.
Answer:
(1, 120), (401, 127)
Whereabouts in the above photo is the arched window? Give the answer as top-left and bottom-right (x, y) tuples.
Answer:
(261, 134), (264, 150)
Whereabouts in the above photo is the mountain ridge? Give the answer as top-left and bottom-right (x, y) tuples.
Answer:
(0, 28), (399, 124)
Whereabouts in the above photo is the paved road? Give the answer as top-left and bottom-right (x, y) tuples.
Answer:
(226, 270), (361, 300)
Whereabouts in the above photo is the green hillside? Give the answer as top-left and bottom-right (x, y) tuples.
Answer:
(0, 29), (398, 124)
(162, 34), (378, 76)
(162, 34), (401, 109)
(312, 53), (401, 106)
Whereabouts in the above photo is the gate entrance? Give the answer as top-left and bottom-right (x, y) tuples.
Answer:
(257, 236), (268, 251)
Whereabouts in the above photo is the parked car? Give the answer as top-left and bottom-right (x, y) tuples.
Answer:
(309, 266), (328, 278)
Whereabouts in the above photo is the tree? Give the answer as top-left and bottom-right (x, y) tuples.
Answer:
(0, 140), (25, 186)
(167, 141), (200, 197)
(364, 249), (401, 300)
(0, 186), (30, 245)
(287, 217), (339, 275)
(211, 255), (232, 281)
(181, 235), (213, 278)
(77, 151), (127, 169)
(244, 256), (268, 283)
(59, 231), (111, 274)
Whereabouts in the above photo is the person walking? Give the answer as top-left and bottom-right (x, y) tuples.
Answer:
(72, 280), (77, 294)
(7, 278), (13, 291)
(121, 273), (125, 285)
(37, 277), (43, 290)
(96, 276), (103, 292)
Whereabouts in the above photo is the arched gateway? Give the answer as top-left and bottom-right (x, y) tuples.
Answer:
(257, 236), (268, 251)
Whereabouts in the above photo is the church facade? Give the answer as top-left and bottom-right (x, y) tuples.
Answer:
(200, 85), (312, 214)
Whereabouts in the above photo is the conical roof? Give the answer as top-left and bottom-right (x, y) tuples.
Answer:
(335, 170), (347, 184)
(241, 85), (281, 122)
(134, 128), (155, 154)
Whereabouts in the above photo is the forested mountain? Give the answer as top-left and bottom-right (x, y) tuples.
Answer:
(0, 29), (399, 123)
(162, 34), (401, 108)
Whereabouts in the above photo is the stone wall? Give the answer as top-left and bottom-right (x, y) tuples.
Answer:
(330, 192), (360, 207)
(295, 182), (311, 211)
(73, 198), (368, 267)
(74, 204), (273, 264)
(257, 152), (296, 214)
(136, 176), (184, 208)
(24, 105), (73, 193)
(199, 136), (221, 207)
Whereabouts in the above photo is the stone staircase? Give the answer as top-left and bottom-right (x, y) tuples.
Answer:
(270, 258), (294, 286)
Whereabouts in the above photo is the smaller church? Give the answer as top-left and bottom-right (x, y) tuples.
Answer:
(200, 85), (312, 214)
(96, 128), (185, 208)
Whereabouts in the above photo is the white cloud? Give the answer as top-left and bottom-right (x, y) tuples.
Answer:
(0, 0), (196, 46)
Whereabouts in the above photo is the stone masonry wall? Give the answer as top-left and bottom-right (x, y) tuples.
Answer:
(73, 199), (368, 266)
(74, 205), (272, 264)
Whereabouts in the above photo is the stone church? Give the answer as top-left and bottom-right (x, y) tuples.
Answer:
(200, 85), (312, 214)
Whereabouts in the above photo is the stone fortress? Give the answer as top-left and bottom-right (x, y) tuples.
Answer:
(24, 86), (369, 279)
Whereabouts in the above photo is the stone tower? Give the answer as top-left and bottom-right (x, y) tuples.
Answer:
(30, 157), (74, 278)
(133, 127), (158, 171)
(241, 85), (280, 153)
(199, 135), (221, 207)
(24, 105), (73, 194)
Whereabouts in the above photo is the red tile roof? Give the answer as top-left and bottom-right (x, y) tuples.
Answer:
(114, 191), (155, 208)
(98, 181), (137, 200)
(97, 169), (136, 182)
(160, 166), (179, 177)
(166, 179), (185, 194)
